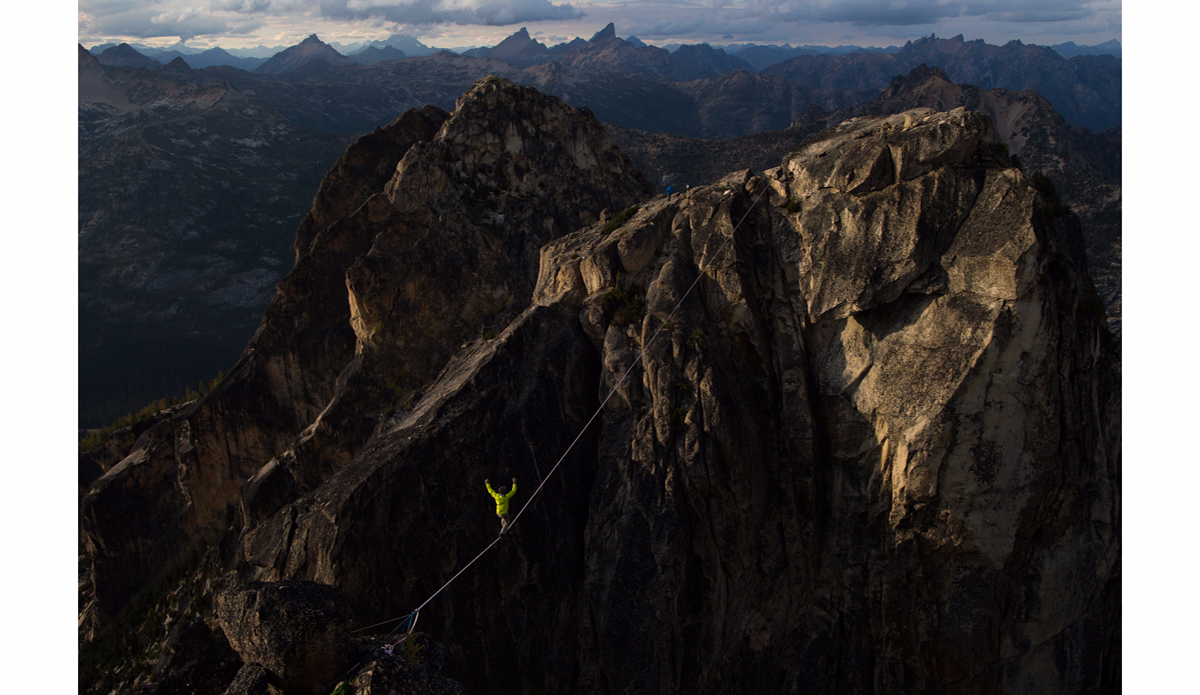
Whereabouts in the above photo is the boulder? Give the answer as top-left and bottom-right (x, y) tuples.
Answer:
(349, 634), (462, 695)
(216, 581), (353, 694)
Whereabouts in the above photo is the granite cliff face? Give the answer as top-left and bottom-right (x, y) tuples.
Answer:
(807, 65), (1122, 336)
(80, 81), (1118, 695)
(610, 64), (1122, 336)
(79, 77), (650, 639)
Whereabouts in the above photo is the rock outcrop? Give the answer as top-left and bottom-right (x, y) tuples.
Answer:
(216, 580), (353, 694)
(238, 107), (1117, 693)
(80, 76), (651, 630)
(612, 64), (1122, 335)
(222, 663), (270, 695)
(80, 81), (1118, 695)
(348, 633), (464, 695)
(810, 64), (1122, 336)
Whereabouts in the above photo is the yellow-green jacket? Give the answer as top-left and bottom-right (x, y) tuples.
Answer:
(486, 481), (517, 515)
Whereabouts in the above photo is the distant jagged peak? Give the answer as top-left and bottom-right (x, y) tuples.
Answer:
(162, 56), (195, 76)
(882, 63), (953, 96)
(590, 22), (617, 43)
(492, 26), (532, 47)
(487, 26), (548, 61)
(254, 33), (355, 74)
(96, 42), (162, 70)
(556, 37), (588, 51)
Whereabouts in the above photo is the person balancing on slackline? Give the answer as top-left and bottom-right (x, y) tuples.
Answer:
(485, 477), (518, 536)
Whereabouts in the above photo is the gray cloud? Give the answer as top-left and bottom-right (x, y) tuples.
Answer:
(228, 18), (265, 33)
(985, 9), (1091, 23)
(213, 0), (584, 25)
(743, 0), (1095, 27)
(210, 0), (276, 12)
(80, 6), (232, 40)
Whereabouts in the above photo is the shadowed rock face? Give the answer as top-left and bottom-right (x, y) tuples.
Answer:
(79, 77), (652, 632)
(80, 83), (1118, 695)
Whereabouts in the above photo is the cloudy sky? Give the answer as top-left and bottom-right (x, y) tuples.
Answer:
(77, 0), (1123, 51)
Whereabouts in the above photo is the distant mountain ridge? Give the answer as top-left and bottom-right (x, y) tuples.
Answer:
(348, 45), (406, 65)
(466, 23), (754, 79)
(254, 34), (356, 74)
(95, 43), (162, 70)
(153, 46), (268, 71)
(1051, 39), (1121, 58)
(337, 33), (441, 57)
(762, 33), (1120, 131)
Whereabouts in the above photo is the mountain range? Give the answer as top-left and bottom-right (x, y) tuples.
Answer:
(761, 34), (1120, 132)
(86, 31), (1120, 132)
(462, 23), (757, 80)
(87, 33), (1120, 66)
(1051, 39), (1122, 59)
(151, 47), (268, 71)
(78, 28), (1122, 428)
